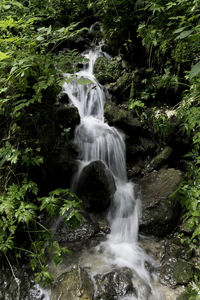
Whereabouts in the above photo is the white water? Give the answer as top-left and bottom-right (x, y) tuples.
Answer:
(61, 36), (163, 299)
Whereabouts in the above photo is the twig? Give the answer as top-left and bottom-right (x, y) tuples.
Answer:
(5, 254), (21, 300)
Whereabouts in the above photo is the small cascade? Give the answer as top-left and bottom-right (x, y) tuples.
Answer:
(61, 26), (163, 299)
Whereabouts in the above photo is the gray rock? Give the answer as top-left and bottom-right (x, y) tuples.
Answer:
(0, 262), (45, 300)
(158, 258), (195, 287)
(104, 101), (144, 134)
(165, 236), (193, 261)
(139, 168), (183, 237)
(94, 268), (136, 300)
(51, 266), (93, 300)
(144, 146), (173, 173)
(77, 160), (116, 212)
(54, 212), (100, 250)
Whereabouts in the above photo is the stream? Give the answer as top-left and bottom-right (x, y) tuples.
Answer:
(32, 25), (184, 300)
(59, 27), (163, 299)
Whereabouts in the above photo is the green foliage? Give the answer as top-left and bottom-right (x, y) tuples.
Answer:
(190, 61), (200, 79)
(179, 280), (200, 299)
(39, 188), (82, 228)
(0, 179), (82, 284)
(151, 108), (174, 143)
(177, 83), (200, 250)
(0, 0), (85, 284)
(137, 0), (200, 74)
(89, 0), (138, 55)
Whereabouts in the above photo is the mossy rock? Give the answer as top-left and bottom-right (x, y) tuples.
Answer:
(94, 268), (136, 300)
(111, 72), (133, 94)
(140, 168), (183, 237)
(104, 101), (143, 135)
(51, 266), (93, 300)
(158, 258), (199, 288)
(145, 146), (173, 172)
(173, 261), (194, 285)
(94, 56), (123, 84)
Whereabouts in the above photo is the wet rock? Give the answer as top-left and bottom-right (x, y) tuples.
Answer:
(139, 168), (183, 237)
(104, 101), (144, 134)
(51, 266), (93, 300)
(0, 262), (45, 300)
(93, 56), (123, 85)
(94, 213), (110, 234)
(77, 160), (116, 212)
(144, 146), (173, 173)
(94, 268), (136, 300)
(158, 258), (195, 287)
(165, 236), (193, 261)
(54, 212), (100, 251)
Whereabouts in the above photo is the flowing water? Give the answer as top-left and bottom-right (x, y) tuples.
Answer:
(61, 32), (164, 299)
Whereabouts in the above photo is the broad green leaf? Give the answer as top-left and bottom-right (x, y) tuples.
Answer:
(189, 61), (200, 79)
(175, 29), (194, 40)
(36, 36), (45, 41)
(0, 51), (10, 61)
(173, 26), (187, 34)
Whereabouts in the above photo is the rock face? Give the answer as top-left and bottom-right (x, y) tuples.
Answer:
(51, 266), (93, 300)
(144, 146), (173, 173)
(54, 212), (100, 251)
(104, 101), (144, 134)
(77, 160), (116, 212)
(94, 268), (136, 300)
(139, 168), (183, 236)
(158, 258), (195, 287)
(0, 262), (47, 300)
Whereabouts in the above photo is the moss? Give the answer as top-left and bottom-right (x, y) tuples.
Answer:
(93, 56), (123, 84)
(173, 261), (194, 285)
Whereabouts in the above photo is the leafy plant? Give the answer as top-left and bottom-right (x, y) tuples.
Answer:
(0, 0), (86, 285)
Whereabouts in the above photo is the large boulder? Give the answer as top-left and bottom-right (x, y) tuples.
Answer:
(94, 268), (136, 300)
(51, 266), (93, 300)
(139, 168), (183, 237)
(158, 258), (196, 288)
(144, 146), (173, 173)
(77, 160), (116, 212)
(53, 212), (100, 251)
(104, 101), (144, 135)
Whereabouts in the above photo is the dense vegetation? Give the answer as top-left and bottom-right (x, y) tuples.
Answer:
(0, 0), (200, 294)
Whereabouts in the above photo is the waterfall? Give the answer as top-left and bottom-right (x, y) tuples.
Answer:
(61, 28), (163, 300)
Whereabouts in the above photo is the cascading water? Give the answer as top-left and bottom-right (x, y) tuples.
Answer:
(62, 28), (164, 299)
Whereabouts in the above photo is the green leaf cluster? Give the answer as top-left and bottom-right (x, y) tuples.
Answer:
(0, 0), (85, 284)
